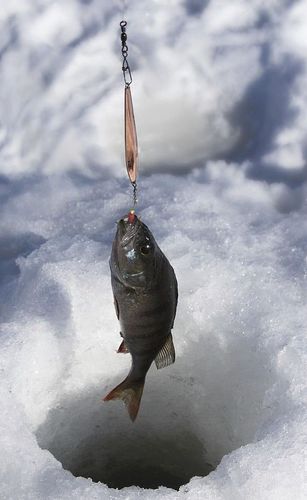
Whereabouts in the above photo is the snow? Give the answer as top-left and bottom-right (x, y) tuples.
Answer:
(0, 1), (307, 499)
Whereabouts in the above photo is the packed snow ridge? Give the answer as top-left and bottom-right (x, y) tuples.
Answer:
(0, 1), (307, 499)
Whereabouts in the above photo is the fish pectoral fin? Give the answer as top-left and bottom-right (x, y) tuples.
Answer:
(114, 296), (120, 319)
(155, 333), (175, 370)
(117, 339), (129, 353)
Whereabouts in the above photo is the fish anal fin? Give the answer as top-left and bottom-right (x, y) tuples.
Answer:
(155, 333), (175, 370)
(103, 376), (145, 422)
(117, 339), (129, 353)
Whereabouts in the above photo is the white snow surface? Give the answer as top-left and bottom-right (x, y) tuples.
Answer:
(0, 1), (307, 499)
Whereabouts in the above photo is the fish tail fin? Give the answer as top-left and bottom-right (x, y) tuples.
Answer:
(103, 376), (145, 422)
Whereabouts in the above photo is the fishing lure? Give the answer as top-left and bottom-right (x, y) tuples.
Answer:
(120, 20), (138, 208)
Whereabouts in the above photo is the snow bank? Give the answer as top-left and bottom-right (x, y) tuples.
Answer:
(0, 1), (307, 499)
(1, 0), (307, 181)
(1, 163), (306, 499)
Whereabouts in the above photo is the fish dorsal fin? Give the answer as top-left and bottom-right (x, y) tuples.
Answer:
(155, 333), (175, 370)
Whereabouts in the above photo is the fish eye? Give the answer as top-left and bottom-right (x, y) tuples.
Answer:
(140, 244), (151, 255)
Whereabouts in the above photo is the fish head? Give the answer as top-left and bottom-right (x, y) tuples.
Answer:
(112, 213), (159, 288)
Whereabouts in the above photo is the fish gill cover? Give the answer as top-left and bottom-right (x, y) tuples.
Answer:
(0, 1), (306, 499)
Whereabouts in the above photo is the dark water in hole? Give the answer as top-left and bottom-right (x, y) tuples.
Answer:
(69, 430), (213, 490)
(36, 386), (214, 490)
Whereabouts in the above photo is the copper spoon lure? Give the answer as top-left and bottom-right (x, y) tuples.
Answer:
(120, 20), (138, 208)
(125, 86), (138, 187)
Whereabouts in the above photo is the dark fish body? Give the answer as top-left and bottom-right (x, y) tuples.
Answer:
(104, 213), (177, 421)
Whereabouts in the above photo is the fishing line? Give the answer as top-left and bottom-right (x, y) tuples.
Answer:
(119, 19), (139, 212)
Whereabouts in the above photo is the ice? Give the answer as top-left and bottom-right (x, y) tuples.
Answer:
(1, 1), (307, 499)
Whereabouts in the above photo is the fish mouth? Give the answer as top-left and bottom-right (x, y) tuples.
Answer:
(118, 215), (141, 247)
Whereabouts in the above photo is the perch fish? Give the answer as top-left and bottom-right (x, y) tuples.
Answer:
(104, 211), (178, 421)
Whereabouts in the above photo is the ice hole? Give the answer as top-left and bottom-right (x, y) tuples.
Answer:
(36, 336), (274, 490)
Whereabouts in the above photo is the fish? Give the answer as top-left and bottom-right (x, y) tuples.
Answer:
(103, 211), (178, 421)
